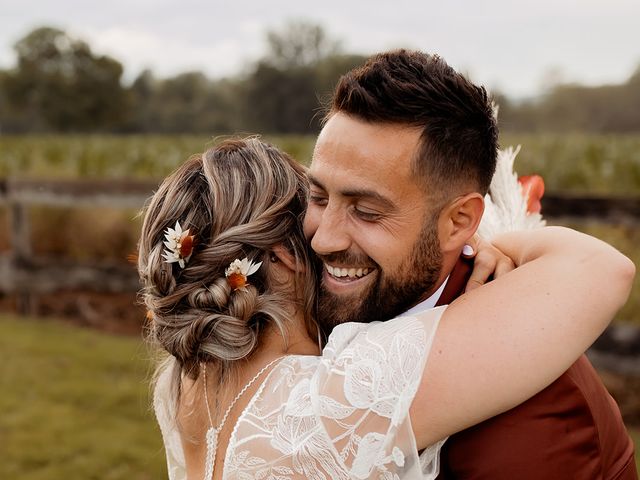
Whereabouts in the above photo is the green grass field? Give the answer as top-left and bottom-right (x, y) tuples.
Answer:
(0, 314), (167, 480)
(0, 134), (316, 180)
(1, 133), (640, 194)
(1, 314), (639, 478)
(501, 133), (640, 196)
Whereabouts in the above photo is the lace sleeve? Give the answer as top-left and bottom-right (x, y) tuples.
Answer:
(314, 305), (447, 479)
(153, 359), (187, 480)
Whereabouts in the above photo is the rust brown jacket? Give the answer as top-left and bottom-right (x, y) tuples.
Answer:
(434, 258), (637, 480)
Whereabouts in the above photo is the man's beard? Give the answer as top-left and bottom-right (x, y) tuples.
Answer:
(316, 219), (443, 335)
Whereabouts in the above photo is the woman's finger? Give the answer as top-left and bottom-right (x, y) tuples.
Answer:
(465, 250), (496, 292)
(494, 256), (516, 278)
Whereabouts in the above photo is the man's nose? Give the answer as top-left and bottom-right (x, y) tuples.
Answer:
(310, 204), (351, 256)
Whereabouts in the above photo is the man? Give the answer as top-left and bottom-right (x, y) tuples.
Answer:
(303, 49), (636, 479)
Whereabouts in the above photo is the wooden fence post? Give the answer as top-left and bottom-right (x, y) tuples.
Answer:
(9, 201), (35, 315)
(10, 202), (31, 261)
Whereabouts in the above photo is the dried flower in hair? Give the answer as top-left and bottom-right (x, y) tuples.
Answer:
(162, 221), (195, 268)
(225, 257), (262, 291)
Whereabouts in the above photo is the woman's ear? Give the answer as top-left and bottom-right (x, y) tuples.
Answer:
(271, 244), (302, 273)
(438, 193), (485, 254)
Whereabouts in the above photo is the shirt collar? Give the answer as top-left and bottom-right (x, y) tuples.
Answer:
(400, 275), (450, 317)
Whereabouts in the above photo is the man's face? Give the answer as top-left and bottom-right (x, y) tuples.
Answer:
(304, 113), (444, 332)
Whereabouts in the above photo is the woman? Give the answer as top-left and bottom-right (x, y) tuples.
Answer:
(139, 137), (634, 480)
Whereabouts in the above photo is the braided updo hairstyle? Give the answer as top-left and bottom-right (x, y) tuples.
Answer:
(138, 137), (317, 385)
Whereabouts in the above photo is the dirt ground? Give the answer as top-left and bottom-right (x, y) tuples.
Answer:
(0, 290), (147, 335)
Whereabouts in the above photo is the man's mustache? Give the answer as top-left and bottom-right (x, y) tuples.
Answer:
(315, 251), (378, 270)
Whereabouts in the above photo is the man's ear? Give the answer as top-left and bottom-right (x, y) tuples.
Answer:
(271, 244), (303, 273)
(438, 193), (484, 253)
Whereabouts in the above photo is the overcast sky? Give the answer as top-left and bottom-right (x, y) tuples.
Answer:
(2, 0), (639, 99)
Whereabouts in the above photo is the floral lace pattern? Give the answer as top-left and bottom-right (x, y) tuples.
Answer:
(154, 306), (447, 479)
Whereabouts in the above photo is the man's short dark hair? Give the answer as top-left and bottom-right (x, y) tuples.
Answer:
(326, 49), (498, 200)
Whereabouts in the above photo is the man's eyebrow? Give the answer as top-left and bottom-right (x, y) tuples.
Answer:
(308, 174), (396, 210)
(308, 174), (325, 190)
(341, 188), (396, 210)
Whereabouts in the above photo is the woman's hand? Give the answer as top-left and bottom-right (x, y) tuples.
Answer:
(462, 234), (515, 292)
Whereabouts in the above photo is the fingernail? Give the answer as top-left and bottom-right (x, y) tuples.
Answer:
(462, 244), (474, 256)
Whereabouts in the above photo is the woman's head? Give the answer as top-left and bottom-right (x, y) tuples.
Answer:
(138, 137), (316, 378)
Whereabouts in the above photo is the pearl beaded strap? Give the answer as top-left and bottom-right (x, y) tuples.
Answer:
(202, 356), (284, 480)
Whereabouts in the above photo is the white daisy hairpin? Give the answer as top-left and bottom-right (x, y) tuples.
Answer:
(225, 257), (262, 292)
(162, 221), (195, 268)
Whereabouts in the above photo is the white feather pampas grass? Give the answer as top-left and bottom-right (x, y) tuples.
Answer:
(478, 145), (546, 240)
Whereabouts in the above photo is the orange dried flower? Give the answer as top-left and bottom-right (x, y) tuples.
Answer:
(225, 258), (262, 292)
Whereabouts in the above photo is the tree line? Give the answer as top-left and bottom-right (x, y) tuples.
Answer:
(1, 24), (639, 134)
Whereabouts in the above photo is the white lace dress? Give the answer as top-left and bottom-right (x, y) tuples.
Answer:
(154, 306), (448, 480)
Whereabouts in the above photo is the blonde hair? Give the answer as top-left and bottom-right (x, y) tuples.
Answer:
(138, 137), (317, 387)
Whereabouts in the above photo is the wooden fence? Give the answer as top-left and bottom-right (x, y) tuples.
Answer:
(1, 177), (639, 301)
(1, 176), (639, 311)
(0, 178), (159, 313)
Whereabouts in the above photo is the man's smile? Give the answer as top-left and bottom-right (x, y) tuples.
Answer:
(322, 263), (377, 293)
(325, 263), (372, 279)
